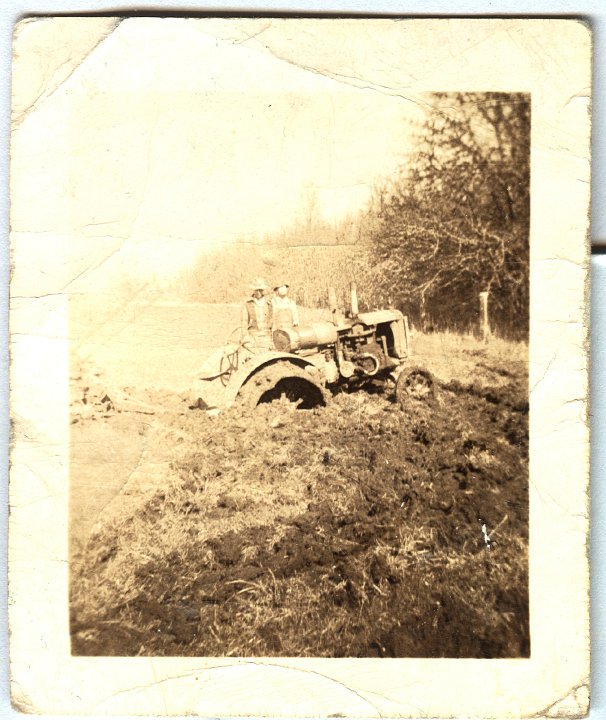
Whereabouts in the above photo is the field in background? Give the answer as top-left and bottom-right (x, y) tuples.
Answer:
(69, 298), (529, 658)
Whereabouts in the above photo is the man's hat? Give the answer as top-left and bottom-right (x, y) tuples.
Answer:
(249, 277), (268, 291)
(274, 283), (289, 291)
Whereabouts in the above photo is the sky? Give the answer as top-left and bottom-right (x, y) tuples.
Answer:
(12, 18), (426, 289)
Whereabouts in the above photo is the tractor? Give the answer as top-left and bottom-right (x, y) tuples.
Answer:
(205, 285), (435, 411)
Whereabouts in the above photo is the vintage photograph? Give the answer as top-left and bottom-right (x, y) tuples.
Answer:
(63, 21), (530, 658)
(10, 16), (590, 716)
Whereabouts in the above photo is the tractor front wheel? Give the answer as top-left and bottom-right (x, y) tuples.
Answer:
(395, 366), (436, 407)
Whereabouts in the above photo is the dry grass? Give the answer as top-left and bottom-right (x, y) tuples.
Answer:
(414, 329), (527, 361)
(412, 330), (528, 386)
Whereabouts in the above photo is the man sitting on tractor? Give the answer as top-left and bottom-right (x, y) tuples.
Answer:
(271, 282), (299, 331)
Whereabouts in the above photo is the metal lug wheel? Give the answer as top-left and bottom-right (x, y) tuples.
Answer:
(395, 366), (436, 406)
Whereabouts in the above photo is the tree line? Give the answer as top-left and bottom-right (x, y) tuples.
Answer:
(367, 92), (530, 337)
(184, 92), (529, 339)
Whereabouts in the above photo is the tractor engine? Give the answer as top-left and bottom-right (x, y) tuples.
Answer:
(272, 285), (409, 386)
(338, 327), (386, 379)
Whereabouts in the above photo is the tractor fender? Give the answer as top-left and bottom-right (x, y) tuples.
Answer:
(223, 351), (319, 405)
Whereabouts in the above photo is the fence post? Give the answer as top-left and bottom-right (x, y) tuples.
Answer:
(479, 291), (490, 342)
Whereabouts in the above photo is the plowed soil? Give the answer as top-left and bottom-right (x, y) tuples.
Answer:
(70, 322), (529, 658)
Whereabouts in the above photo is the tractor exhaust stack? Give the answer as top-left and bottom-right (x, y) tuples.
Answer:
(328, 286), (339, 325)
(350, 283), (359, 317)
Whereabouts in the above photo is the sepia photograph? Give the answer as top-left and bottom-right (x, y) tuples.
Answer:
(9, 16), (589, 716)
(66, 80), (530, 658)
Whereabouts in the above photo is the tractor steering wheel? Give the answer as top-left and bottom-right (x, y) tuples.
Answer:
(219, 328), (254, 386)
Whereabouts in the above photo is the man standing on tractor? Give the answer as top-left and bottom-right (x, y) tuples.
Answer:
(271, 283), (299, 331)
(241, 277), (273, 350)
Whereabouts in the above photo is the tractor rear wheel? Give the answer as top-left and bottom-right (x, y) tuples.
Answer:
(395, 366), (436, 407)
(236, 363), (328, 410)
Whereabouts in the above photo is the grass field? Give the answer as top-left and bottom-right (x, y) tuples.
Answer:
(69, 298), (529, 657)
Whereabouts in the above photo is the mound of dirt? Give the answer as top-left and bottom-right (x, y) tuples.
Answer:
(71, 364), (529, 658)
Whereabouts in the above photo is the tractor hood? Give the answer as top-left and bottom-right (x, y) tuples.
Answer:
(355, 309), (404, 325)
